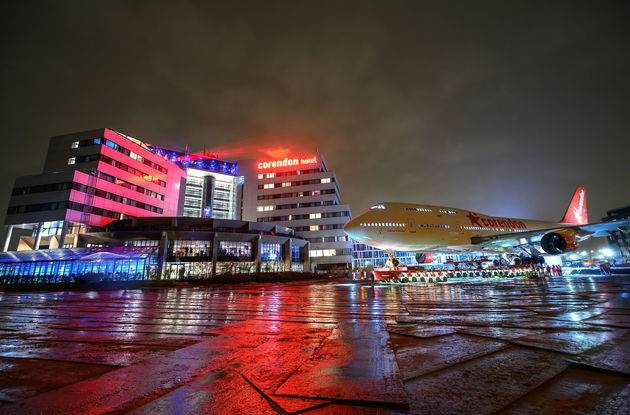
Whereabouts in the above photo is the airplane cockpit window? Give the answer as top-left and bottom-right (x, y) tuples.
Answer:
(370, 204), (386, 210)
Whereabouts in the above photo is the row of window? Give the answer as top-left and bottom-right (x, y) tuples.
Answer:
(70, 137), (103, 148)
(99, 154), (167, 187)
(294, 224), (344, 231)
(72, 137), (168, 174)
(12, 181), (73, 196)
(257, 168), (322, 180)
(258, 177), (334, 189)
(256, 200), (338, 211)
(309, 249), (337, 257)
(307, 236), (348, 243)
(257, 189), (336, 200)
(71, 182), (163, 214)
(7, 200), (133, 220)
(97, 171), (164, 200)
(461, 226), (526, 232)
(360, 222), (456, 229)
(309, 248), (352, 257)
(257, 211), (349, 222)
(171, 240), (211, 257)
(68, 154), (167, 187)
(404, 207), (434, 212)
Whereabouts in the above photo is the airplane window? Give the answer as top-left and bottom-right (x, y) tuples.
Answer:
(370, 204), (386, 210)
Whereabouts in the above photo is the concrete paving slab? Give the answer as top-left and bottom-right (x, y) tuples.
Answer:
(128, 370), (278, 415)
(454, 326), (548, 341)
(391, 333), (507, 381)
(0, 335), (250, 414)
(0, 357), (116, 403)
(0, 338), (183, 366)
(511, 330), (624, 355)
(387, 323), (457, 338)
(497, 366), (630, 414)
(276, 321), (407, 405)
(570, 330), (630, 375)
(585, 312), (630, 328)
(305, 403), (409, 414)
(404, 346), (569, 415)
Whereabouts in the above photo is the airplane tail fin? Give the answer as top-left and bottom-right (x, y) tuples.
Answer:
(561, 187), (588, 225)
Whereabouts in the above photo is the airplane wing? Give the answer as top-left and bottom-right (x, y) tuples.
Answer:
(470, 219), (630, 250)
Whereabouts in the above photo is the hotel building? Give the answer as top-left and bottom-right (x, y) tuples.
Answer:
(4, 128), (185, 251)
(240, 153), (352, 272)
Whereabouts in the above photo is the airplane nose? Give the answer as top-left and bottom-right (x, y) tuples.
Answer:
(343, 217), (360, 238)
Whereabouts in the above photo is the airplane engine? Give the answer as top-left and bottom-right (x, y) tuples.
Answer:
(541, 232), (578, 255)
(416, 253), (435, 263)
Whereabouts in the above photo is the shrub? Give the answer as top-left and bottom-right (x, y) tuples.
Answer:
(420, 276), (425, 282)
(447, 272), (454, 278)
(411, 276), (417, 282)
(442, 276), (448, 282)
(401, 277), (409, 283)
(428, 277), (434, 283)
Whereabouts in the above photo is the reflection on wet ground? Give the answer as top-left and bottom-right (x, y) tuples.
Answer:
(0, 274), (629, 414)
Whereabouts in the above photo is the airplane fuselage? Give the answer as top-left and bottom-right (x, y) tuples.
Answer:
(344, 203), (563, 253)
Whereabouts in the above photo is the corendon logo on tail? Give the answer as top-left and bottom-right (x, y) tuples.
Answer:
(466, 213), (527, 230)
(572, 189), (585, 224)
(257, 156), (317, 170)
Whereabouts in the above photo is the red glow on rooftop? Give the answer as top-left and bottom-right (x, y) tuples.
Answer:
(263, 146), (291, 159)
(196, 133), (315, 161)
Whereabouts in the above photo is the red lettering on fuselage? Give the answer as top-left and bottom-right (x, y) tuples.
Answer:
(469, 213), (527, 230)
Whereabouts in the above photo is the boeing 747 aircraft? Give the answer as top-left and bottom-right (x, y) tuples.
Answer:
(344, 187), (629, 261)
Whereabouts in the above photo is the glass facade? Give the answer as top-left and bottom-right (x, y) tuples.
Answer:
(182, 169), (239, 219)
(0, 247), (158, 284)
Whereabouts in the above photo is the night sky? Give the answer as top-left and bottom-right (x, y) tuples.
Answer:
(1, 1), (629, 226)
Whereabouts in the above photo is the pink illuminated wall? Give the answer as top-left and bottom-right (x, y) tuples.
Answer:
(64, 129), (186, 227)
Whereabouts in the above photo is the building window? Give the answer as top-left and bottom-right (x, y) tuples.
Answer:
(68, 157), (76, 165)
(261, 243), (282, 261)
(309, 225), (319, 231)
(71, 141), (79, 149)
(310, 249), (336, 257)
(171, 240), (211, 257)
(282, 182), (291, 187)
(218, 241), (252, 260)
(321, 178), (331, 183)
(257, 174), (263, 179)
(263, 183), (274, 189)
(265, 173), (275, 178)
(309, 213), (321, 219)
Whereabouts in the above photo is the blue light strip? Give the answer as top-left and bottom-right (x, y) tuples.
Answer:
(148, 146), (238, 176)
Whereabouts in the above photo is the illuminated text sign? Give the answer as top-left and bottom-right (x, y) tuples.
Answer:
(257, 156), (317, 170)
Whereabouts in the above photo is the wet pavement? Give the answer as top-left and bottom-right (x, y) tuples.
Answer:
(0, 274), (629, 414)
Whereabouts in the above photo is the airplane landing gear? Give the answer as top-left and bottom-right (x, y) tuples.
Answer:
(518, 255), (544, 265)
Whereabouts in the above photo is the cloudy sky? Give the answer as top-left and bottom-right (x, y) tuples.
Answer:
(1, 0), (628, 224)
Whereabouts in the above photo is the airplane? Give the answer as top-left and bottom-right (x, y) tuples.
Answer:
(343, 187), (629, 264)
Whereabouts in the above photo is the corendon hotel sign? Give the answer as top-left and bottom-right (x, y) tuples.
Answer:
(257, 156), (318, 170)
